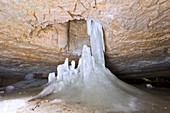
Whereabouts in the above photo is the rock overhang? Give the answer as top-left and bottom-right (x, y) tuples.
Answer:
(0, 0), (170, 78)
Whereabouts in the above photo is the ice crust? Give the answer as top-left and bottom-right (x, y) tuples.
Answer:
(35, 19), (143, 112)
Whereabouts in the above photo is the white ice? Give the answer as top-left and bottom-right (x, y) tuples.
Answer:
(34, 19), (143, 112)
(48, 72), (56, 83)
(87, 19), (105, 66)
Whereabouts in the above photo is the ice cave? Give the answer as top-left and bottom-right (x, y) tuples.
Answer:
(0, 0), (170, 113)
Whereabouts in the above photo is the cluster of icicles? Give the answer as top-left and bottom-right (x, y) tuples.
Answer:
(32, 19), (144, 112)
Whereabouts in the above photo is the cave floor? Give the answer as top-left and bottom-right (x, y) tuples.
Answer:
(0, 85), (170, 113)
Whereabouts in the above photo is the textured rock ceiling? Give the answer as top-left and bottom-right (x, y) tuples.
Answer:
(0, 0), (170, 78)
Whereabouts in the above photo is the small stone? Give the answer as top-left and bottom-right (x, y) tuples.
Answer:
(0, 91), (4, 94)
(146, 84), (153, 89)
(25, 73), (34, 80)
(164, 106), (168, 109)
(5, 85), (15, 92)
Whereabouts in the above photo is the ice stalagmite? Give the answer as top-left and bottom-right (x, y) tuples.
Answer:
(33, 19), (144, 112)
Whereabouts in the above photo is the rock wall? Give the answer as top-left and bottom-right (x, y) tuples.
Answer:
(0, 0), (170, 78)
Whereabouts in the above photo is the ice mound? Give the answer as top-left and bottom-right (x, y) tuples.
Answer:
(33, 19), (143, 112)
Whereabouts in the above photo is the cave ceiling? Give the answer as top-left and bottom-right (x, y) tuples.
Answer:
(0, 0), (170, 78)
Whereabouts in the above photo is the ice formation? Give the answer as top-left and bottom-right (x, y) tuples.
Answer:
(48, 72), (55, 83)
(33, 19), (143, 112)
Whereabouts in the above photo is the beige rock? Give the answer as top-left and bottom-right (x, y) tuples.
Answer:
(0, 0), (169, 78)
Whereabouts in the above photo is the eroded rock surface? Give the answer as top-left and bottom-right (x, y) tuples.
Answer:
(0, 0), (170, 78)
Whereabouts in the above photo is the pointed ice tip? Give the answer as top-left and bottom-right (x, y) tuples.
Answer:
(64, 58), (69, 70)
(82, 45), (88, 51)
(71, 60), (76, 69)
(82, 45), (91, 54)
(83, 45), (88, 48)
(64, 58), (69, 65)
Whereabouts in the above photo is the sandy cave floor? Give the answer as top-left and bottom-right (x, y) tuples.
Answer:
(0, 85), (170, 113)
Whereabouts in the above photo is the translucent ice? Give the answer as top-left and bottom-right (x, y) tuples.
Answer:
(87, 19), (105, 66)
(48, 72), (56, 83)
(33, 19), (145, 112)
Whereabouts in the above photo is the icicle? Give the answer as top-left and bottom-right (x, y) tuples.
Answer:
(86, 19), (105, 66)
(87, 19), (92, 36)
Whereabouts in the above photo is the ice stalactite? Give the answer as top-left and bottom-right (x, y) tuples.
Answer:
(32, 19), (144, 112)
(87, 19), (105, 66)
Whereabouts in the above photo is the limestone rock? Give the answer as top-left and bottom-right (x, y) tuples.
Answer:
(0, 0), (169, 78)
